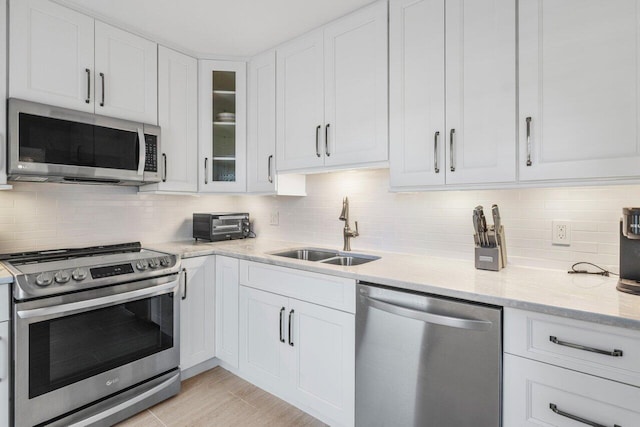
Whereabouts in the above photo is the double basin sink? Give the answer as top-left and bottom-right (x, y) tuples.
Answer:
(271, 248), (380, 266)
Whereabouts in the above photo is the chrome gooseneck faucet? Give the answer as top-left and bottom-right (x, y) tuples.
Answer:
(339, 197), (359, 251)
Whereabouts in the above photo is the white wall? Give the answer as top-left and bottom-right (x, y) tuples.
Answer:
(0, 169), (631, 272)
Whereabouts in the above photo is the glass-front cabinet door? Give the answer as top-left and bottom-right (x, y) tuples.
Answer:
(198, 60), (247, 192)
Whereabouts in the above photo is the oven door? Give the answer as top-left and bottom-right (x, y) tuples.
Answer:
(14, 274), (180, 427)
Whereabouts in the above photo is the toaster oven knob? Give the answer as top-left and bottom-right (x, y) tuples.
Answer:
(35, 272), (53, 287)
(54, 270), (71, 284)
(136, 260), (149, 271)
(72, 268), (88, 281)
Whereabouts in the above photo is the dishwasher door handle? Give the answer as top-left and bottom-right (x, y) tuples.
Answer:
(364, 296), (493, 331)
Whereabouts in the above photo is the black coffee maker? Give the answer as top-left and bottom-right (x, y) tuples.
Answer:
(618, 207), (640, 295)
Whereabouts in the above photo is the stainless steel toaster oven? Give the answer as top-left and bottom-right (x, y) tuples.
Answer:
(193, 213), (250, 241)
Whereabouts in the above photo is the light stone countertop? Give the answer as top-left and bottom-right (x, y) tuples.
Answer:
(148, 238), (640, 330)
(0, 265), (14, 285)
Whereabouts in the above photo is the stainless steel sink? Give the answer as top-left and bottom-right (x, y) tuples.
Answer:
(271, 248), (339, 261)
(271, 248), (380, 266)
(321, 255), (380, 266)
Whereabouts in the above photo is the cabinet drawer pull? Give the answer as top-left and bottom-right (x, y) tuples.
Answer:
(549, 336), (623, 357)
(279, 307), (285, 343)
(181, 268), (187, 300)
(85, 68), (91, 104)
(434, 131), (440, 173)
(550, 403), (621, 427)
(268, 155), (274, 183)
(315, 125), (322, 157)
(204, 158), (209, 185)
(325, 124), (331, 157)
(99, 72), (105, 107)
(526, 116), (532, 166)
(288, 309), (295, 346)
(449, 129), (455, 172)
(162, 153), (167, 182)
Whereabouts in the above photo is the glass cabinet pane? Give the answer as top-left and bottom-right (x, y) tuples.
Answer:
(212, 71), (237, 182)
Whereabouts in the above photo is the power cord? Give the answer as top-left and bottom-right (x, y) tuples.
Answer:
(567, 262), (618, 277)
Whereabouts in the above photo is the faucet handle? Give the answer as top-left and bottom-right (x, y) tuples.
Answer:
(354, 221), (359, 236)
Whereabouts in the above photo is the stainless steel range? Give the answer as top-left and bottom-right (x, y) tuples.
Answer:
(1, 242), (182, 427)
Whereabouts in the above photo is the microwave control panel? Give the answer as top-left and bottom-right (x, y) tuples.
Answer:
(144, 136), (157, 173)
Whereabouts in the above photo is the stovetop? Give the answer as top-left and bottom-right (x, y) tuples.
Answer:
(2, 242), (182, 301)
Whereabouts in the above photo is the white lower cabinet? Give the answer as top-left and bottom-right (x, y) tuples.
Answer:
(180, 256), (216, 372)
(215, 256), (239, 369)
(239, 261), (355, 427)
(504, 354), (640, 426)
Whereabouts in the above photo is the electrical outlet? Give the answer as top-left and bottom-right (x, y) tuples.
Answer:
(269, 211), (279, 226)
(552, 220), (571, 246)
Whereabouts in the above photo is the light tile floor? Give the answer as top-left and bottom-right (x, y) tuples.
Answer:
(116, 367), (327, 427)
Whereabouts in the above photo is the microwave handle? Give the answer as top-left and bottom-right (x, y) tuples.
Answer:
(137, 128), (146, 176)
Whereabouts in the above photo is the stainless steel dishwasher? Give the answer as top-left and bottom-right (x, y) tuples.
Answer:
(356, 282), (502, 427)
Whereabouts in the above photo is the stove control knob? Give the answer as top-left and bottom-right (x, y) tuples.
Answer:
(148, 258), (160, 269)
(136, 260), (149, 271)
(160, 257), (170, 267)
(54, 270), (71, 284)
(72, 268), (88, 281)
(35, 272), (54, 287)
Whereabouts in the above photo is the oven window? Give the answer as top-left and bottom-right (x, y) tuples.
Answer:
(19, 113), (140, 171)
(28, 293), (173, 398)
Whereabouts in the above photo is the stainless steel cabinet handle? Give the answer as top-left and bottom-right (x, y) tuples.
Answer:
(137, 128), (146, 176)
(325, 124), (331, 157)
(268, 155), (274, 183)
(449, 129), (456, 172)
(204, 158), (209, 185)
(181, 268), (187, 300)
(526, 116), (532, 166)
(315, 125), (321, 157)
(364, 295), (492, 331)
(549, 403), (621, 427)
(162, 153), (167, 182)
(99, 72), (105, 107)
(549, 336), (623, 357)
(288, 309), (295, 346)
(279, 307), (285, 343)
(434, 131), (440, 173)
(85, 68), (91, 104)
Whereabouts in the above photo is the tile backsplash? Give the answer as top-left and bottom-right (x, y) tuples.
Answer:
(0, 169), (632, 272)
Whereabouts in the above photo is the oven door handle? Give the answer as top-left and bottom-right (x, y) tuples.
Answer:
(16, 279), (179, 320)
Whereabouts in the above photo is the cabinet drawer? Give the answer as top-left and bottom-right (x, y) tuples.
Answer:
(504, 308), (640, 387)
(504, 354), (640, 427)
(0, 284), (9, 322)
(240, 261), (355, 313)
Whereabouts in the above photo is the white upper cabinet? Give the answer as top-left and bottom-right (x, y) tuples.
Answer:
(389, 0), (516, 189)
(10, 0), (95, 112)
(519, 0), (640, 181)
(199, 60), (247, 193)
(141, 46), (198, 193)
(9, 0), (158, 124)
(94, 22), (158, 124)
(276, 31), (325, 171)
(276, 0), (388, 173)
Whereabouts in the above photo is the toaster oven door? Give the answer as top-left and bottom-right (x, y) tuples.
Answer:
(210, 215), (246, 239)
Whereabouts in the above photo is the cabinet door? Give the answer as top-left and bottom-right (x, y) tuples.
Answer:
(247, 51), (277, 193)
(180, 256), (216, 371)
(289, 299), (355, 427)
(215, 256), (239, 369)
(0, 321), (8, 427)
(239, 286), (291, 397)
(324, 0), (388, 168)
(94, 21), (158, 124)
(198, 60), (247, 192)
(389, 0), (446, 188)
(141, 47), (198, 193)
(504, 354), (640, 426)
(519, 0), (640, 181)
(276, 30), (325, 172)
(9, 0), (94, 112)
(444, 0), (516, 185)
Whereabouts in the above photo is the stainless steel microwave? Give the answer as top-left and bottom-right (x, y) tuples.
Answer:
(7, 98), (161, 185)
